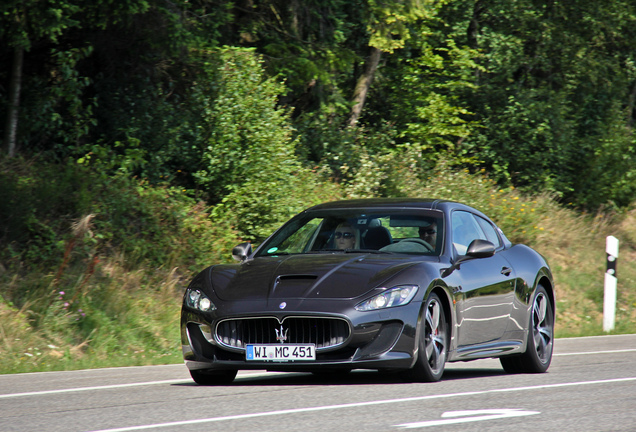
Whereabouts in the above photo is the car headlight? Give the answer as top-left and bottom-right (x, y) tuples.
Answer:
(355, 285), (418, 311)
(184, 287), (216, 312)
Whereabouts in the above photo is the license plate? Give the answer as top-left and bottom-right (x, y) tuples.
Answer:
(246, 344), (316, 361)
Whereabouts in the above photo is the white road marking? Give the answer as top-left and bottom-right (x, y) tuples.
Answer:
(85, 377), (636, 432)
(0, 371), (278, 399)
(0, 379), (187, 399)
(554, 348), (636, 356)
(396, 409), (540, 428)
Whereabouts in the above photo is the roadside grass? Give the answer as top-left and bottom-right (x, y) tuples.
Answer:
(0, 259), (183, 373)
(534, 204), (636, 337)
(1, 160), (634, 374)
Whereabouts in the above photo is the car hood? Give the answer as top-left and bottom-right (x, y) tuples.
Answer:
(207, 254), (430, 301)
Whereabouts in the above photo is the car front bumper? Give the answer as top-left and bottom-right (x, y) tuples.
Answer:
(181, 305), (422, 372)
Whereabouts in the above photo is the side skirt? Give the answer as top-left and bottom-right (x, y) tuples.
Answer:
(449, 340), (524, 362)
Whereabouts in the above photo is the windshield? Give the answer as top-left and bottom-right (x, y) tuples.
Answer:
(255, 209), (444, 257)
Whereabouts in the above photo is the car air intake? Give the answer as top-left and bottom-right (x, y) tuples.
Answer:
(215, 317), (350, 351)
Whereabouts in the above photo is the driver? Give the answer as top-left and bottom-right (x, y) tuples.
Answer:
(419, 220), (438, 249)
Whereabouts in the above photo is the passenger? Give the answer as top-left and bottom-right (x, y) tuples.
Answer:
(334, 223), (360, 250)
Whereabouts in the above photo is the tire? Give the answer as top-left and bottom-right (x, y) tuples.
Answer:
(189, 369), (238, 385)
(404, 292), (448, 382)
(501, 285), (554, 374)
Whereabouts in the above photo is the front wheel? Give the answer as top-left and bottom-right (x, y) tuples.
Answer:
(404, 292), (448, 382)
(189, 369), (238, 385)
(501, 285), (554, 374)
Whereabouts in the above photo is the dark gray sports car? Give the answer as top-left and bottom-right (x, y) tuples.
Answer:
(181, 199), (555, 384)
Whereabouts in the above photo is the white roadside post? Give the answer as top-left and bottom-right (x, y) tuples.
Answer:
(603, 236), (619, 332)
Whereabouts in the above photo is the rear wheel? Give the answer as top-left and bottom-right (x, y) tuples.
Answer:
(189, 369), (238, 385)
(405, 292), (448, 382)
(501, 285), (554, 373)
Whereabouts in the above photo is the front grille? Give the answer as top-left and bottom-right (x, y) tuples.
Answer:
(215, 317), (350, 351)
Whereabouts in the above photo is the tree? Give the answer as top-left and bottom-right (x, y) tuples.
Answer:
(3, 45), (23, 158)
(349, 0), (447, 127)
(450, 0), (636, 207)
(0, 0), (81, 157)
(195, 48), (320, 240)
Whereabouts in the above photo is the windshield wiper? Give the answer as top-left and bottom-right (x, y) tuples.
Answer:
(305, 249), (392, 255)
(262, 251), (292, 256)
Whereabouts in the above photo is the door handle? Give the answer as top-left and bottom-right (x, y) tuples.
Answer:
(501, 267), (512, 276)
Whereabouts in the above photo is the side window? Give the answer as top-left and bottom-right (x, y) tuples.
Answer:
(451, 211), (486, 255)
(475, 216), (502, 248)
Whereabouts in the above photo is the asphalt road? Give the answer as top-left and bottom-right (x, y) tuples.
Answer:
(1, 334), (635, 432)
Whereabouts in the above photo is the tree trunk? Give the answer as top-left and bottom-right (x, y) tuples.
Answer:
(628, 80), (636, 128)
(348, 46), (382, 127)
(467, 0), (484, 83)
(3, 46), (24, 158)
(467, 0), (484, 49)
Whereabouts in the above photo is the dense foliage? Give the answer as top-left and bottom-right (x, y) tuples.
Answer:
(2, 0), (635, 214)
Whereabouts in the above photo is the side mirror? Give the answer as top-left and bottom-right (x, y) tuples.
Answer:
(232, 242), (252, 262)
(466, 239), (496, 258)
(442, 239), (496, 277)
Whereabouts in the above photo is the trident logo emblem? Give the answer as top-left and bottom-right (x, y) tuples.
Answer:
(275, 325), (288, 343)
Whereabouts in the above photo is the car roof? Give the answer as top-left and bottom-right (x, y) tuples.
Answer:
(303, 198), (494, 224)
(304, 198), (472, 212)
(305, 198), (444, 210)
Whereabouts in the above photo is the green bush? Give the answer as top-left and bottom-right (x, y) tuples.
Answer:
(195, 47), (341, 242)
(0, 157), (238, 373)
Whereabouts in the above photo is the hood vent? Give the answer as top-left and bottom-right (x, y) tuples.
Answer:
(276, 274), (318, 281)
(271, 274), (319, 298)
